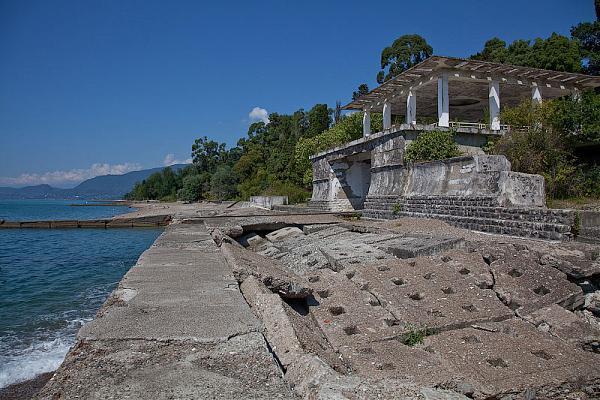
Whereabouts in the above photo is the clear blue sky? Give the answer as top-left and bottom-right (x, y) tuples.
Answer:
(0, 0), (595, 187)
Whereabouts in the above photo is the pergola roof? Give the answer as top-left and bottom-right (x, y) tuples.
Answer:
(344, 56), (600, 121)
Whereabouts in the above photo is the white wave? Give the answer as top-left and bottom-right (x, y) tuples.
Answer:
(0, 337), (73, 388)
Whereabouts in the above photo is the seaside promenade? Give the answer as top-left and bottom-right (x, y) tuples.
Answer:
(36, 208), (297, 398)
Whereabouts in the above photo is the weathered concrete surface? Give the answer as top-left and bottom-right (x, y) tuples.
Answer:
(478, 243), (585, 314)
(425, 319), (600, 399)
(239, 217), (600, 399)
(37, 222), (295, 399)
(249, 195), (289, 210)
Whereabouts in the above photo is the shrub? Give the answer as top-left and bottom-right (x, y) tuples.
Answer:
(262, 180), (310, 204)
(405, 130), (462, 162)
(491, 99), (600, 200)
(295, 112), (383, 185)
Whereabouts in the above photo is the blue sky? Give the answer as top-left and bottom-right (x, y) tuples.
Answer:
(0, 0), (595, 187)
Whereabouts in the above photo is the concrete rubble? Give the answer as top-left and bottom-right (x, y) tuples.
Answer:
(226, 213), (600, 399)
(36, 203), (600, 399)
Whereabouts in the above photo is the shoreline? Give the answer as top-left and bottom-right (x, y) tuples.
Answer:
(0, 372), (54, 400)
(0, 202), (165, 397)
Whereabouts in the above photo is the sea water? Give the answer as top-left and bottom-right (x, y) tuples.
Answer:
(0, 200), (162, 388)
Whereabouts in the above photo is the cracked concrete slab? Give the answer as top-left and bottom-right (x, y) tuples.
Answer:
(351, 256), (514, 333)
(425, 318), (600, 399)
(479, 244), (585, 314)
(37, 333), (293, 400)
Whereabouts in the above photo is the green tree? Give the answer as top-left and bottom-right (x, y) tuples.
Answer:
(571, 19), (600, 75)
(191, 136), (228, 173)
(209, 165), (239, 200)
(377, 34), (433, 84)
(352, 84), (369, 101)
(306, 104), (331, 138)
(178, 173), (209, 202)
(550, 90), (600, 145)
(471, 38), (509, 63)
(470, 34), (582, 72)
(404, 131), (462, 163)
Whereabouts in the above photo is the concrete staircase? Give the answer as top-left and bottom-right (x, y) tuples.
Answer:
(363, 195), (575, 241)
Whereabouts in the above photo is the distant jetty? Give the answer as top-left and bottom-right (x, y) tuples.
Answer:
(69, 201), (131, 207)
(0, 214), (171, 229)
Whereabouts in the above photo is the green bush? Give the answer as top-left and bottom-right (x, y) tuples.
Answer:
(262, 180), (310, 204)
(404, 130), (462, 162)
(491, 97), (600, 200)
(295, 112), (383, 185)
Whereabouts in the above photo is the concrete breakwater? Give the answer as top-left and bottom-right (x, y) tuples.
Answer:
(35, 220), (296, 399)
(0, 214), (171, 229)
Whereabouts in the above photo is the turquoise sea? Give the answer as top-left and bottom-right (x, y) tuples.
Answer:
(0, 200), (162, 388)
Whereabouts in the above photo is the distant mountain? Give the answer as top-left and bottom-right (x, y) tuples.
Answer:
(0, 184), (70, 200)
(0, 164), (188, 200)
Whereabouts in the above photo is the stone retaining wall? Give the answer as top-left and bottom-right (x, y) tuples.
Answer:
(363, 195), (575, 241)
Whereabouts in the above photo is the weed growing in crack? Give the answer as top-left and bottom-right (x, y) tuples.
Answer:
(401, 324), (432, 346)
(392, 203), (403, 215)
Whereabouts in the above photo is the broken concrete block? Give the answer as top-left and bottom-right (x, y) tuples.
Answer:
(480, 244), (584, 314)
(539, 253), (600, 280)
(221, 242), (312, 299)
(584, 291), (600, 317)
(374, 236), (465, 259)
(302, 224), (336, 235)
(266, 226), (304, 242)
(319, 242), (387, 272)
(238, 232), (267, 248)
(522, 304), (600, 353)
(353, 256), (513, 333)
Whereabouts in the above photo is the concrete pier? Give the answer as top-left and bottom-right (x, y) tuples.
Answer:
(36, 221), (295, 399)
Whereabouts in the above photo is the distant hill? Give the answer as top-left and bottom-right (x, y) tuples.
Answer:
(0, 164), (188, 200)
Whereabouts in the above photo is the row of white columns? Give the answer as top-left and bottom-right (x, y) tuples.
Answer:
(362, 77), (546, 137)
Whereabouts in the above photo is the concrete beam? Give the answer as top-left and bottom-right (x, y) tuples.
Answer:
(363, 110), (371, 137)
(532, 86), (542, 104)
(489, 81), (501, 131)
(437, 74), (449, 127)
(382, 101), (392, 130)
(406, 90), (416, 125)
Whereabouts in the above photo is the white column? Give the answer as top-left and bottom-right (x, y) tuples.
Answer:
(532, 86), (542, 104)
(406, 90), (416, 125)
(489, 80), (500, 131)
(437, 75), (449, 127)
(362, 110), (371, 137)
(382, 101), (392, 130)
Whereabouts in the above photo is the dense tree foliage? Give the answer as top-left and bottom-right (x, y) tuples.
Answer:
(352, 84), (369, 100)
(571, 19), (600, 75)
(470, 34), (582, 72)
(126, 104), (331, 203)
(489, 94), (600, 199)
(377, 34), (433, 84)
(295, 112), (383, 185)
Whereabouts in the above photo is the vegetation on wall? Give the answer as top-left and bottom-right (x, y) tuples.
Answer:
(294, 112), (383, 185)
(404, 131), (462, 163)
(489, 94), (600, 199)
